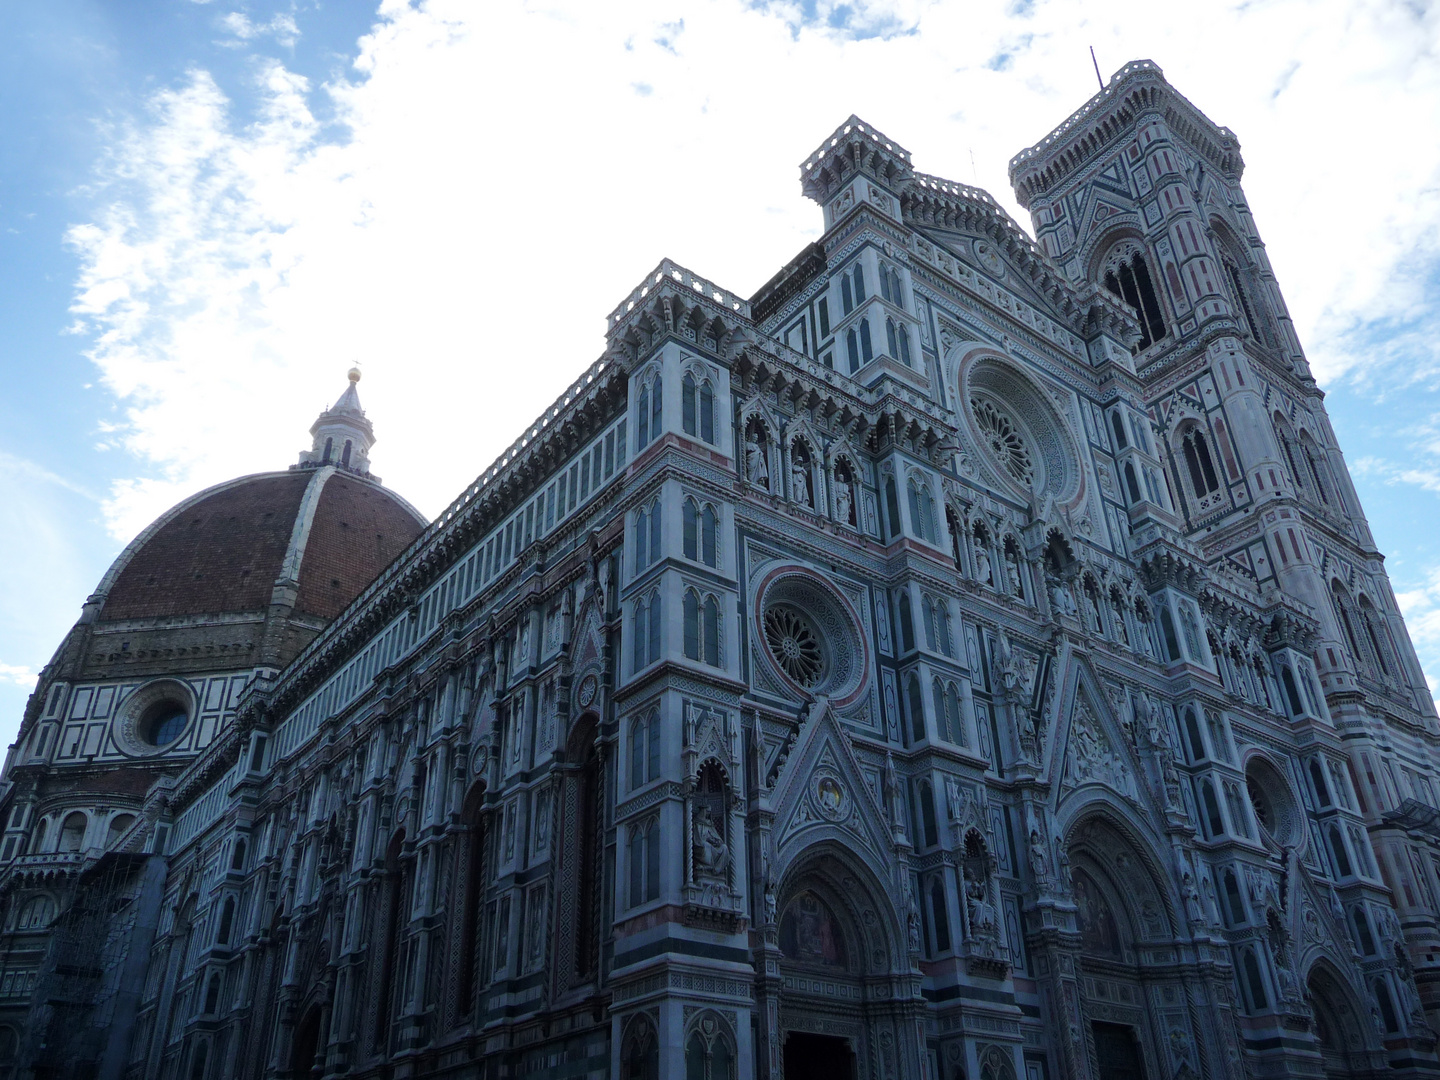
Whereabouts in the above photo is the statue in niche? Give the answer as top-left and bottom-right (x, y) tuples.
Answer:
(746, 428), (769, 488)
(973, 540), (992, 587)
(1049, 576), (1077, 617)
(962, 831), (1000, 945)
(1004, 542), (1024, 598)
(692, 763), (729, 884)
(789, 445), (812, 507)
(834, 470), (854, 525)
(1072, 870), (1121, 958)
(693, 805), (729, 878)
(1028, 829), (1052, 890)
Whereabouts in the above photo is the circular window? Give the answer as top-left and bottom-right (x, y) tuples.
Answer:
(113, 679), (196, 757)
(971, 397), (1034, 487)
(142, 701), (189, 746)
(961, 359), (1080, 503)
(1244, 757), (1299, 846)
(755, 571), (868, 704)
(764, 605), (825, 687)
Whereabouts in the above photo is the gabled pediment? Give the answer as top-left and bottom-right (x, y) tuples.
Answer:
(771, 698), (895, 864)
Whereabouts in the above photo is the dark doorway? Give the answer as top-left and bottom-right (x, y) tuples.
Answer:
(1092, 1022), (1145, 1080)
(290, 1005), (322, 1078)
(783, 1032), (854, 1080)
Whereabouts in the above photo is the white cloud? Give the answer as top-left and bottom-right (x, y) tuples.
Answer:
(219, 12), (300, 48)
(0, 664), (38, 691)
(63, 0), (1440, 549)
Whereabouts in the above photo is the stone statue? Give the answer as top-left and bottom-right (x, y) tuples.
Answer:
(834, 475), (853, 525)
(693, 806), (729, 877)
(790, 456), (811, 507)
(966, 875), (998, 938)
(762, 861), (778, 926)
(746, 430), (768, 488)
(1028, 829), (1051, 889)
(907, 890), (923, 953)
(973, 543), (992, 587)
(1050, 578), (1077, 617)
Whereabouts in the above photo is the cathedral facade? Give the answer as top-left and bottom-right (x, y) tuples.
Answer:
(2, 59), (1439, 1080)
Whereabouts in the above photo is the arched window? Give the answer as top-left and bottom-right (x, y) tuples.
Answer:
(897, 323), (911, 366)
(1352, 906), (1376, 955)
(628, 818), (661, 907)
(1183, 708), (1206, 761)
(621, 1015), (660, 1080)
(1223, 257), (1262, 340)
(203, 972), (221, 1014)
(684, 1024), (735, 1080)
(907, 478), (936, 542)
(632, 590), (661, 673)
(1124, 462), (1141, 504)
(845, 328), (859, 373)
(17, 895), (55, 930)
(1328, 826), (1353, 877)
(59, 812), (86, 852)
(932, 679), (949, 742)
(1359, 599), (1393, 677)
(921, 595), (936, 651)
(1160, 606), (1181, 661)
(1310, 760), (1332, 806)
(701, 504), (717, 567)
(1374, 978), (1400, 1033)
(919, 780), (938, 847)
(1300, 435), (1330, 506)
(841, 273), (854, 315)
(886, 317), (899, 359)
(946, 683), (965, 746)
(637, 374), (662, 448)
(107, 813), (136, 850)
(216, 896), (236, 946)
(322, 436), (333, 463)
(634, 500), (661, 574)
(884, 476), (902, 538)
(1333, 582), (1363, 660)
(859, 317), (874, 363)
(1102, 249), (1167, 349)
(681, 373), (716, 443)
(1223, 870), (1245, 926)
(682, 591), (722, 667)
(682, 498), (703, 562)
(929, 878), (950, 952)
(189, 1039), (210, 1080)
(851, 263), (865, 304)
(1110, 411), (1128, 449)
(630, 712), (660, 790)
(229, 837), (247, 872)
(1241, 948), (1268, 1011)
(898, 593), (915, 653)
(1280, 665), (1304, 716)
(1201, 780), (1225, 838)
(1181, 428), (1221, 497)
(907, 675), (925, 743)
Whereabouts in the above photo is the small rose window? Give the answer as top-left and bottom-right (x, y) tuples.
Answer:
(764, 605), (824, 687)
(971, 397), (1034, 487)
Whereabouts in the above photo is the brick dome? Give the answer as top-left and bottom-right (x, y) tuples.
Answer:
(99, 469), (426, 624)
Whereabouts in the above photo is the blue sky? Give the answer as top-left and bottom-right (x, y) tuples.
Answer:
(1, 0), (1438, 746)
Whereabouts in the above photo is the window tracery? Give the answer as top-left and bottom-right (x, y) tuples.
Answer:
(971, 397), (1034, 487)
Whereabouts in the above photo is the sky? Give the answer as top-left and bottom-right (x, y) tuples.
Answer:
(1, 0), (1438, 746)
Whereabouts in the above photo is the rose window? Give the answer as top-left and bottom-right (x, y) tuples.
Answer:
(764, 605), (824, 687)
(971, 397), (1033, 487)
